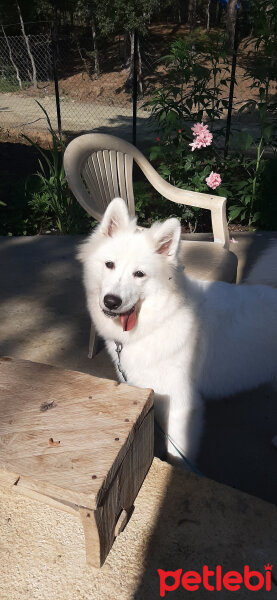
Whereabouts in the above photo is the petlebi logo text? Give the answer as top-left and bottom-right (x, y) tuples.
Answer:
(158, 564), (273, 596)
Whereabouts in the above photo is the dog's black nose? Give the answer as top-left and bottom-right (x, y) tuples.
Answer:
(103, 294), (122, 310)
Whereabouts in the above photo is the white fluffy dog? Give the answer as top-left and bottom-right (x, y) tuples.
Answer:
(78, 198), (277, 464)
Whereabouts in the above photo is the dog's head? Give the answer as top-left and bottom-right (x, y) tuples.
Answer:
(78, 198), (181, 333)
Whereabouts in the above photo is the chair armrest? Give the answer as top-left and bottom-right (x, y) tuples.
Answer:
(132, 150), (229, 249)
(161, 182), (229, 249)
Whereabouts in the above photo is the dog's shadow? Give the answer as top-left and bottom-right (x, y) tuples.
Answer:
(151, 381), (277, 504)
(197, 383), (277, 504)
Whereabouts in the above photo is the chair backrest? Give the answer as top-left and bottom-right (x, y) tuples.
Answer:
(64, 134), (145, 221)
(64, 133), (230, 249)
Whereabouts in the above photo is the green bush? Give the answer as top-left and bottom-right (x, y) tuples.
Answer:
(22, 102), (94, 235)
(144, 33), (277, 230)
(0, 102), (95, 236)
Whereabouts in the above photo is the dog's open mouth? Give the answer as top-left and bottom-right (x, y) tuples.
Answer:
(102, 305), (137, 332)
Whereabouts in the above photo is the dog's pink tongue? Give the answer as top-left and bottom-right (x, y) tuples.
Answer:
(120, 311), (137, 332)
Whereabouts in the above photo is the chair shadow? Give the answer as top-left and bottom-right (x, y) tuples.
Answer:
(133, 458), (277, 599)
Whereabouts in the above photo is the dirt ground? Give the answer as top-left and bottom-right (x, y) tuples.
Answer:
(5, 24), (275, 112)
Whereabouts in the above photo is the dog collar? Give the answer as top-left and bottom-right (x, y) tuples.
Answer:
(114, 341), (127, 382)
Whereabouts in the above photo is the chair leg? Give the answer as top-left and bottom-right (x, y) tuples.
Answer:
(88, 321), (100, 358)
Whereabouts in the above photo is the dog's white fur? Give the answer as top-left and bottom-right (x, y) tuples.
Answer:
(78, 198), (277, 463)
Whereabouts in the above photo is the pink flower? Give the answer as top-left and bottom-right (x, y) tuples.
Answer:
(178, 129), (182, 133)
(189, 132), (213, 151)
(190, 122), (213, 151)
(205, 171), (222, 190)
(189, 137), (205, 151)
(191, 122), (209, 136)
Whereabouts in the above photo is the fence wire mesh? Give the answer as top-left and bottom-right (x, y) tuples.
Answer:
(0, 28), (263, 145)
(0, 31), (155, 142)
(54, 33), (136, 137)
(0, 33), (58, 130)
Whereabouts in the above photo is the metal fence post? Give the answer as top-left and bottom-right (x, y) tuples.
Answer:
(224, 8), (239, 158)
(51, 29), (62, 135)
(132, 30), (138, 146)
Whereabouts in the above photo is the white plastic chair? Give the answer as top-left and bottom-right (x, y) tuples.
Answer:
(64, 134), (237, 357)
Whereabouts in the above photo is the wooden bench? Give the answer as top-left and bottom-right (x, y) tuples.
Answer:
(0, 356), (154, 567)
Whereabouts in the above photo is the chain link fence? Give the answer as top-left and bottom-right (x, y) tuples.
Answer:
(55, 33), (136, 138)
(0, 26), (264, 148)
(0, 33), (59, 129)
(0, 33), (52, 89)
(0, 30), (156, 144)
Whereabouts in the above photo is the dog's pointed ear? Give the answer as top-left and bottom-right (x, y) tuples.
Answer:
(100, 198), (130, 237)
(151, 218), (181, 261)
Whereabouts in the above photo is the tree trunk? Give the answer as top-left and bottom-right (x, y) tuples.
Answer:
(188, 0), (197, 31)
(138, 37), (143, 96)
(125, 31), (134, 92)
(125, 32), (142, 96)
(91, 15), (100, 78)
(206, 0), (211, 31)
(75, 36), (91, 79)
(177, 1), (182, 23)
(54, 4), (60, 29)
(209, 0), (218, 27)
(226, 0), (238, 50)
(123, 32), (129, 66)
(16, 2), (37, 88)
(2, 25), (22, 89)
(217, 0), (223, 26)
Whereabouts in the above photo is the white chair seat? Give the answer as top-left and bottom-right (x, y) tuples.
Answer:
(180, 240), (237, 283)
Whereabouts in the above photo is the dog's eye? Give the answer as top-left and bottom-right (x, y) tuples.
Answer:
(105, 261), (115, 269)
(133, 271), (145, 278)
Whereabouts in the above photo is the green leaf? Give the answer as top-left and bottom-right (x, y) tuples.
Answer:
(244, 134), (253, 150)
(160, 166), (171, 176)
(149, 146), (161, 161)
(167, 111), (178, 123)
(238, 100), (256, 114)
(252, 211), (261, 223)
(218, 187), (229, 197)
(263, 125), (272, 142)
(228, 206), (244, 221)
(232, 181), (248, 190)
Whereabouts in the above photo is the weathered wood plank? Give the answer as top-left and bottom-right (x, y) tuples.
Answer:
(0, 357), (154, 510)
(80, 407), (154, 567)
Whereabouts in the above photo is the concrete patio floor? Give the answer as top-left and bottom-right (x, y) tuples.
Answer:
(0, 231), (276, 505)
